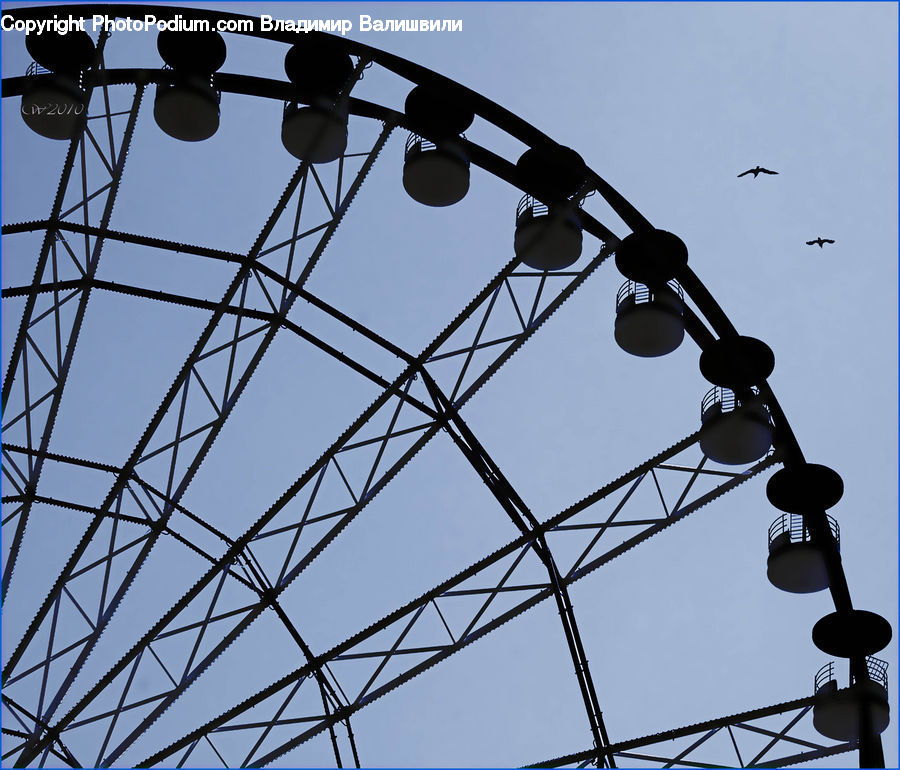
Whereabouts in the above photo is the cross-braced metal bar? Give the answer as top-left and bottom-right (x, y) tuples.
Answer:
(1, 442), (271, 595)
(129, 433), (776, 767)
(527, 695), (855, 768)
(1, 6), (889, 767)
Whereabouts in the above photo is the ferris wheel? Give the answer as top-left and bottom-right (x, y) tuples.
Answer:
(0, 5), (894, 768)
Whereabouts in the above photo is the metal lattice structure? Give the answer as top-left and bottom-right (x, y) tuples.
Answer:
(1, 5), (892, 768)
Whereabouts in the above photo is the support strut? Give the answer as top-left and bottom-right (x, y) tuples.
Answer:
(421, 371), (614, 767)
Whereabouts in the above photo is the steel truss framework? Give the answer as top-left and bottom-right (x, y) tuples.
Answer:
(530, 696), (857, 769)
(0, 5), (886, 768)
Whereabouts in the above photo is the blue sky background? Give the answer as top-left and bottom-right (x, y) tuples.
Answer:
(1, 2), (897, 767)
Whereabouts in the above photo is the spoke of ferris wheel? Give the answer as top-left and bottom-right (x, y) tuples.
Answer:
(133, 436), (774, 768)
(526, 696), (856, 768)
(1, 79), (143, 605)
(1, 696), (80, 767)
(0, 13), (882, 770)
(14, 241), (614, 768)
(422, 371), (614, 765)
(4, 62), (382, 758)
(1, 30), (110, 411)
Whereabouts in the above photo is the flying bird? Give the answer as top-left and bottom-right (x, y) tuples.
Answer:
(738, 166), (779, 178)
(806, 237), (835, 248)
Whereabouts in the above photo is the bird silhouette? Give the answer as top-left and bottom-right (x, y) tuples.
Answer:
(806, 237), (835, 248)
(738, 166), (778, 178)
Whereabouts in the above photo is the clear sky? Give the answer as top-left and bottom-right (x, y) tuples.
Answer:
(1, 2), (897, 767)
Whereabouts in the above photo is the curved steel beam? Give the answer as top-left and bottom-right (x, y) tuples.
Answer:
(526, 694), (854, 769)
(421, 370), (614, 766)
(2, 67), (618, 245)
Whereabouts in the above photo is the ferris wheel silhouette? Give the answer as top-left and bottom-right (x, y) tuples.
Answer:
(0, 6), (892, 768)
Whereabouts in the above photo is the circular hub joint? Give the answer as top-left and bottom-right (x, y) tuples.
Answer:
(812, 610), (892, 658)
(158, 30), (226, 73)
(26, 30), (94, 73)
(284, 39), (354, 99)
(614, 229), (688, 286)
(699, 336), (774, 388)
(516, 145), (586, 201)
(405, 84), (474, 139)
(766, 463), (844, 513)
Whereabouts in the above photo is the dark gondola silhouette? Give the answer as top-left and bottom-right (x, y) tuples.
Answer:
(806, 237), (835, 248)
(738, 166), (779, 178)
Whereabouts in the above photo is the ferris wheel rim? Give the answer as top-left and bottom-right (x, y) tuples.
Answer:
(0, 6), (882, 767)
